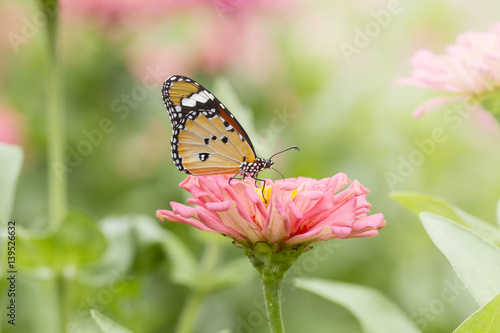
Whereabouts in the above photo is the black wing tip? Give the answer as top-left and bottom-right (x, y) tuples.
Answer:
(165, 75), (193, 82)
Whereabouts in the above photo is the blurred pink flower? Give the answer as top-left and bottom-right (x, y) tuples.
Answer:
(0, 107), (25, 146)
(60, 0), (208, 27)
(126, 17), (278, 82)
(61, 0), (295, 82)
(61, 0), (293, 30)
(126, 2), (294, 82)
(157, 174), (386, 248)
(398, 23), (500, 118)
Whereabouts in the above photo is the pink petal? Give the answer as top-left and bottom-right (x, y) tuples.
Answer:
(413, 96), (467, 118)
(156, 209), (218, 233)
(195, 207), (246, 237)
(206, 201), (232, 211)
(306, 196), (357, 234)
(352, 213), (386, 233)
(300, 188), (336, 223)
(264, 197), (290, 244)
(286, 225), (338, 246)
(286, 200), (303, 232)
(211, 201), (264, 244)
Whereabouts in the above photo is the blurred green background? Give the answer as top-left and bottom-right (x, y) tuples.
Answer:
(1, 0), (500, 332)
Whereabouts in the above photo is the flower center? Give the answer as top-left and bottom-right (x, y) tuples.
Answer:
(255, 186), (273, 203)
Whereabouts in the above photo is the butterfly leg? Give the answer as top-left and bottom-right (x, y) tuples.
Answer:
(252, 177), (268, 204)
(228, 169), (243, 185)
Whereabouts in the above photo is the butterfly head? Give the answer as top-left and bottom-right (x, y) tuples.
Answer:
(245, 146), (299, 179)
(263, 158), (274, 170)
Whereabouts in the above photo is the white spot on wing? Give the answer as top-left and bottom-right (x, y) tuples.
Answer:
(190, 93), (209, 103)
(181, 98), (197, 107)
(199, 90), (212, 100)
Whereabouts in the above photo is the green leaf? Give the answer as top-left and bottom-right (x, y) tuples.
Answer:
(18, 211), (106, 268)
(497, 199), (500, 228)
(133, 215), (199, 288)
(212, 256), (254, 290)
(391, 191), (500, 246)
(420, 212), (500, 306)
(0, 144), (23, 223)
(454, 292), (500, 333)
(453, 207), (500, 246)
(81, 216), (137, 284)
(478, 89), (500, 121)
(90, 309), (133, 333)
(390, 191), (462, 222)
(295, 278), (420, 333)
(55, 212), (107, 264)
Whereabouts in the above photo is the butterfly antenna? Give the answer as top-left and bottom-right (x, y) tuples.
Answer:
(269, 146), (300, 160)
(271, 167), (285, 180)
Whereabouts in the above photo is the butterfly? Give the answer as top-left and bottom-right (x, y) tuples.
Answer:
(161, 75), (298, 187)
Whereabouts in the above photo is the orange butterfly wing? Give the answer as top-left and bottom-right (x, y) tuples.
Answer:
(162, 75), (256, 176)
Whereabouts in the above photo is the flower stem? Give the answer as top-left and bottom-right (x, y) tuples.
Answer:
(40, 0), (66, 227)
(174, 241), (221, 333)
(56, 270), (68, 333)
(260, 269), (285, 333)
(174, 289), (205, 333)
(244, 242), (308, 333)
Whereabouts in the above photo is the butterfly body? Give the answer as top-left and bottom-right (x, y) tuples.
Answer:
(162, 75), (275, 181)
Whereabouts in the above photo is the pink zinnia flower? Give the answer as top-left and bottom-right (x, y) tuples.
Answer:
(156, 174), (385, 249)
(398, 23), (500, 118)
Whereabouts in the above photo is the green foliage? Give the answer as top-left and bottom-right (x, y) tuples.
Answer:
(393, 192), (500, 331)
(479, 90), (500, 123)
(90, 309), (133, 333)
(391, 192), (500, 246)
(295, 278), (420, 333)
(18, 212), (106, 269)
(497, 199), (500, 228)
(419, 212), (500, 307)
(4, 0), (500, 332)
(0, 144), (23, 223)
(454, 292), (500, 333)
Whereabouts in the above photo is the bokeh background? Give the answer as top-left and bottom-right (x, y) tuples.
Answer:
(1, 0), (500, 332)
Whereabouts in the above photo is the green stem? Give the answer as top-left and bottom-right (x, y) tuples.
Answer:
(56, 271), (68, 333)
(174, 242), (221, 333)
(174, 290), (205, 333)
(261, 270), (285, 333)
(40, 0), (66, 331)
(41, 0), (66, 227)
(244, 242), (308, 333)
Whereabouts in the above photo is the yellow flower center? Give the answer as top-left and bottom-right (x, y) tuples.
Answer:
(255, 185), (273, 203)
(255, 187), (298, 203)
